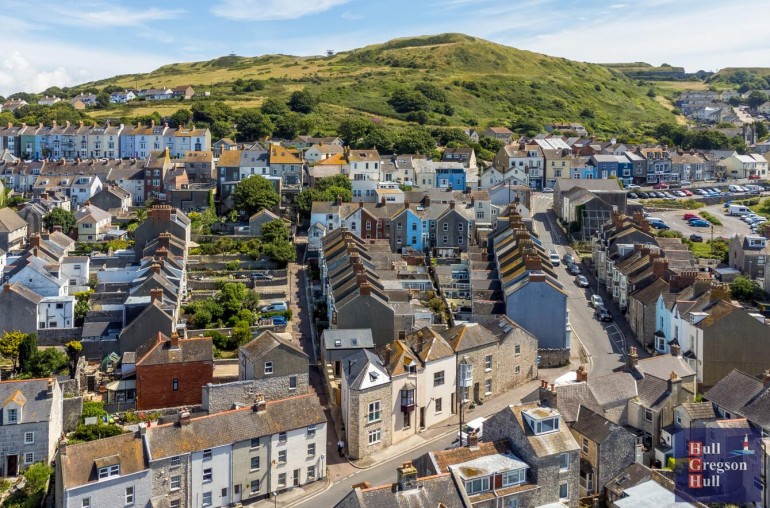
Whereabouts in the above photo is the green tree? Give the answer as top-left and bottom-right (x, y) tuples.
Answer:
(81, 400), (108, 419)
(210, 120), (235, 140)
(17, 334), (38, 374)
(96, 91), (110, 108)
(287, 90), (318, 114)
(338, 117), (373, 146)
(755, 121), (768, 140)
(394, 127), (436, 154)
(233, 175), (280, 216)
(730, 276), (764, 301)
(297, 175), (352, 216)
(0, 331), (26, 371)
(170, 108), (193, 128)
(26, 348), (67, 377)
(43, 208), (76, 234)
(262, 242), (296, 266)
(388, 88), (430, 113)
(231, 321), (252, 346)
(74, 291), (91, 326)
(274, 112), (311, 140)
(70, 423), (124, 442)
(23, 463), (53, 494)
(747, 90), (769, 109)
(261, 97), (290, 117)
(236, 109), (274, 140)
(65, 341), (82, 378)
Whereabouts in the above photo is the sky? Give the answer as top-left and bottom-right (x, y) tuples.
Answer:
(1, 0), (769, 97)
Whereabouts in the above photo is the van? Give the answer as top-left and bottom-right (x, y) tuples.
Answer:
(728, 185), (744, 193)
(456, 417), (487, 444)
(745, 185), (763, 194)
(728, 204), (752, 216)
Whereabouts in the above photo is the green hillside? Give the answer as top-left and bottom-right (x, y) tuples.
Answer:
(706, 67), (770, 89)
(76, 33), (677, 139)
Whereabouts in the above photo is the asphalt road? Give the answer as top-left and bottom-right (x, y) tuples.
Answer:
(532, 195), (629, 377)
(650, 203), (757, 239)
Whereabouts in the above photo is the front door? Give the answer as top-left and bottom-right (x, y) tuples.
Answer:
(419, 407), (426, 430)
(233, 484), (241, 504)
(6, 455), (18, 477)
(473, 382), (480, 403)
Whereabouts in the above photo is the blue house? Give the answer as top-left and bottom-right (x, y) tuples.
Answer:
(435, 167), (466, 190)
(390, 207), (426, 252)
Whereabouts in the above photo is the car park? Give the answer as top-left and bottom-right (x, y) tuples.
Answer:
(549, 249), (560, 266)
(594, 305), (612, 322)
(689, 234), (703, 242)
(590, 294), (604, 308)
(575, 275), (589, 287)
(567, 263), (581, 275)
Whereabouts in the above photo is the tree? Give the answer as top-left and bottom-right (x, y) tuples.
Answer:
(394, 127), (436, 154)
(65, 341), (82, 378)
(74, 291), (91, 326)
(287, 90), (318, 114)
(236, 109), (274, 140)
(730, 276), (764, 301)
(170, 108), (193, 128)
(96, 91), (110, 108)
(43, 208), (76, 233)
(71, 423), (125, 442)
(297, 175), (352, 216)
(388, 88), (431, 114)
(747, 91), (769, 110)
(210, 120), (235, 140)
(18, 334), (38, 374)
(26, 348), (67, 377)
(231, 321), (252, 346)
(23, 463), (52, 494)
(274, 112), (312, 140)
(233, 175), (280, 216)
(260, 97), (290, 117)
(755, 121), (768, 140)
(0, 331), (26, 371)
(260, 220), (296, 266)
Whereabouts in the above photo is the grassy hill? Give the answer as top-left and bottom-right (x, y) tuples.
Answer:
(79, 33), (679, 139)
(706, 67), (770, 89)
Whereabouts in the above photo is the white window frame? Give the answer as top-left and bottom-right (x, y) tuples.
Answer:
(559, 453), (570, 471)
(367, 428), (381, 445)
(203, 468), (212, 483)
(278, 450), (287, 463)
(24, 432), (34, 444)
(170, 475), (181, 490)
(202, 491), (212, 507)
(250, 479), (260, 494)
(125, 486), (134, 506)
(81, 498), (91, 508)
(250, 456), (260, 471)
(24, 452), (34, 464)
(264, 361), (273, 375)
(367, 401), (381, 423)
(203, 449), (212, 461)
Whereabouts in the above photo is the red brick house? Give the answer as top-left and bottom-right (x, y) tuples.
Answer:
(135, 332), (213, 410)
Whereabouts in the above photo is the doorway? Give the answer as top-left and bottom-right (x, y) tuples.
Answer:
(473, 382), (480, 403)
(6, 455), (18, 477)
(233, 484), (241, 504)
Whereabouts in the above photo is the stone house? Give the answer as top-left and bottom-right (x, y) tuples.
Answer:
(570, 405), (637, 498)
(0, 378), (63, 477)
(248, 209), (280, 237)
(56, 432), (150, 508)
(133, 204), (190, 261)
(341, 350), (392, 461)
(321, 329), (374, 379)
(704, 369), (770, 435)
(134, 332), (213, 411)
(0, 206), (28, 251)
(0, 282), (42, 335)
(89, 185), (131, 212)
(729, 234), (768, 280)
(238, 331), (309, 399)
(483, 403), (580, 508)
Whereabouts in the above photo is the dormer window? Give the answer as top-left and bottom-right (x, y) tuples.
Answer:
(6, 408), (18, 424)
(98, 464), (120, 480)
(465, 477), (490, 495)
(523, 407), (561, 435)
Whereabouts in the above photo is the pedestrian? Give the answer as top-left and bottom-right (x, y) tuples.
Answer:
(337, 439), (345, 457)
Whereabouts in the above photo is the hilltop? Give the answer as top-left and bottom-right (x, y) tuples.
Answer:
(74, 33), (677, 138)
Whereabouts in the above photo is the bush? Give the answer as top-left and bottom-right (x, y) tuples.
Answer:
(0, 478), (11, 493)
(698, 211), (722, 226)
(70, 423), (125, 442)
(23, 463), (52, 494)
(81, 401), (108, 419)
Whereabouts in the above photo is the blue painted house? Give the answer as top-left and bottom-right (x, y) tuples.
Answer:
(389, 207), (426, 252)
(435, 167), (466, 190)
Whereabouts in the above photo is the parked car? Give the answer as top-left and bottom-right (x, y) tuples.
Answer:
(653, 183), (669, 190)
(663, 192), (676, 198)
(628, 192), (639, 199)
(590, 294), (604, 308)
(549, 249), (560, 266)
(251, 272), (274, 280)
(455, 416), (487, 445)
(694, 189), (708, 195)
(650, 221), (670, 230)
(673, 190), (687, 197)
(680, 180), (692, 186)
(683, 213), (699, 220)
(576, 275), (589, 287)
(681, 189), (693, 196)
(563, 253), (575, 265)
(567, 263), (581, 275)
(542, 187), (555, 193)
(261, 301), (288, 312)
(271, 316), (287, 326)
(627, 184), (641, 190)
(595, 305), (612, 322)
(689, 234), (703, 242)
(688, 219), (711, 227)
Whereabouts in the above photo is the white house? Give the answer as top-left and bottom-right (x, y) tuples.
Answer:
(7, 255), (68, 297)
(69, 175), (103, 207)
(37, 295), (75, 330)
(109, 91), (136, 104)
(75, 203), (112, 242)
(304, 143), (344, 163)
(722, 153), (768, 179)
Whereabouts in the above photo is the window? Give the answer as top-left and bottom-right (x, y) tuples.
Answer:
(289, 376), (297, 390)
(515, 344), (521, 356)
(264, 362), (273, 375)
(250, 479), (260, 494)
(170, 501), (180, 508)
(7, 409), (17, 424)
(368, 428), (381, 445)
(170, 475), (181, 490)
(98, 464), (120, 479)
(250, 456), (260, 471)
(485, 378), (492, 395)
(82, 499), (91, 508)
(502, 468), (526, 486)
(433, 371), (445, 386)
(293, 468), (300, 486)
(507, 498), (519, 508)
(125, 486), (134, 505)
(203, 449), (212, 461)
(403, 411), (411, 428)
(559, 453), (570, 471)
(203, 468), (212, 482)
(644, 409), (653, 422)
(443, 223), (448, 231)
(307, 465), (316, 480)
(514, 365), (520, 374)
(368, 401), (381, 423)
(279, 432), (287, 443)
(278, 450), (287, 463)
(485, 355), (492, 371)
(170, 455), (181, 467)
(435, 397), (442, 413)
(559, 482), (568, 499)
(278, 473), (287, 488)
(465, 477), (490, 494)
(24, 432), (33, 444)
(251, 437), (260, 448)
(172, 378), (178, 391)
(202, 492), (212, 506)
(221, 488), (227, 498)
(308, 443), (316, 456)
(24, 453), (33, 464)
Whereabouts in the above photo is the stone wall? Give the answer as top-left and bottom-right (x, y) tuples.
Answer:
(62, 396), (83, 433)
(348, 384), (392, 461)
(149, 453), (192, 508)
(37, 327), (82, 346)
(201, 375), (309, 414)
(538, 348), (570, 368)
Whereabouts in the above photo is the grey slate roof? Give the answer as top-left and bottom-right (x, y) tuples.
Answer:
(572, 405), (619, 443)
(704, 369), (770, 427)
(239, 330), (307, 361)
(0, 207), (27, 232)
(0, 378), (56, 424)
(322, 329), (374, 350)
(335, 473), (464, 508)
(635, 355), (695, 381)
(679, 402), (716, 421)
(342, 349), (388, 391)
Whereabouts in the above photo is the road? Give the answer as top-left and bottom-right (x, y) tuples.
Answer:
(532, 194), (636, 377)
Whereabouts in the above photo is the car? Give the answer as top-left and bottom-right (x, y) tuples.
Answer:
(627, 184), (641, 190)
(681, 189), (693, 196)
(663, 191), (676, 198)
(680, 180), (692, 186)
(628, 192), (639, 199)
(563, 253), (575, 265)
(575, 275), (589, 287)
(749, 174), (761, 180)
(637, 192), (650, 199)
(271, 316), (287, 326)
(742, 214), (760, 223)
(688, 219), (711, 227)
(673, 190), (687, 197)
(595, 305), (612, 322)
(689, 234), (703, 242)
(653, 183), (669, 190)
(542, 187), (555, 193)
(748, 217), (767, 225)
(261, 301), (288, 312)
(683, 213), (699, 221)
(655, 191), (667, 198)
(251, 272), (274, 280)
(694, 189), (708, 196)
(590, 294), (604, 308)
(650, 221), (670, 230)
(457, 416), (487, 444)
(567, 263), (581, 275)
(709, 188), (721, 194)
(549, 249), (560, 266)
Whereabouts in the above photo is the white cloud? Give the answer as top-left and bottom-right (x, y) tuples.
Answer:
(46, 6), (182, 27)
(211, 0), (352, 21)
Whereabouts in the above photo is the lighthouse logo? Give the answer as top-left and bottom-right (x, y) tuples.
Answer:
(674, 426), (762, 504)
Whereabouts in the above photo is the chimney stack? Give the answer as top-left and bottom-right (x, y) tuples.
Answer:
(151, 263), (161, 275)
(177, 411), (191, 426)
(467, 431), (479, 448)
(626, 346), (639, 370)
(52, 225), (62, 233)
(652, 258), (669, 279)
(423, 194), (431, 207)
(539, 379), (557, 407)
(709, 281), (731, 303)
(359, 281), (371, 296)
(670, 343), (681, 357)
(30, 235), (41, 248)
(576, 365), (588, 382)
(252, 394), (266, 413)
(397, 462), (419, 491)
(47, 379), (55, 397)
(3, 282), (11, 292)
(763, 369), (770, 387)
(669, 371), (682, 402)
(150, 288), (163, 304)
(170, 332), (180, 348)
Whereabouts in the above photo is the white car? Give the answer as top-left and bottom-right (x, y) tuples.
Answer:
(542, 187), (555, 193)
(549, 249), (560, 266)
(261, 301), (288, 313)
(457, 416), (487, 444)
(626, 184), (641, 190)
(590, 294), (604, 308)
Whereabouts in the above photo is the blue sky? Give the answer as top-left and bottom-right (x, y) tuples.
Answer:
(1, 0), (769, 96)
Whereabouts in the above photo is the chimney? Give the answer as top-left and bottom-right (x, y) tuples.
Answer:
(632, 210), (645, 226)
(668, 371), (682, 403)
(652, 258), (669, 279)
(640, 219), (650, 234)
(524, 253), (542, 271)
(30, 235), (41, 248)
(359, 282), (371, 296)
(626, 346), (639, 370)
(539, 379), (557, 407)
(670, 343), (681, 357)
(467, 431), (479, 448)
(47, 379), (55, 397)
(423, 193), (430, 207)
(3, 282), (11, 292)
(709, 281), (731, 302)
(150, 288), (163, 304)
(612, 210), (623, 229)
(692, 275), (711, 297)
(151, 263), (161, 275)
(138, 422), (147, 436)
(763, 369), (770, 387)
(449, 199), (455, 210)
(177, 411), (191, 426)
(170, 332), (180, 348)
(158, 232), (171, 250)
(358, 200), (363, 209)
(397, 462), (419, 491)
(380, 196), (386, 206)
(52, 225), (62, 233)
(576, 364), (588, 382)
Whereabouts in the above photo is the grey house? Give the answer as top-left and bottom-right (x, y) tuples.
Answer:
(321, 329), (374, 378)
(0, 378), (63, 477)
(239, 331), (309, 399)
